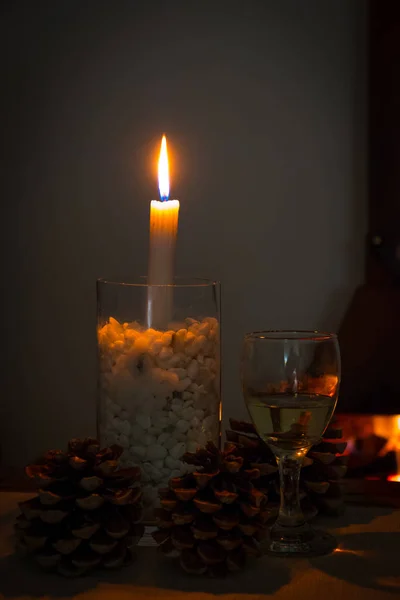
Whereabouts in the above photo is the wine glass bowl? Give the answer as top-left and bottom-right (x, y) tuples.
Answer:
(241, 330), (340, 556)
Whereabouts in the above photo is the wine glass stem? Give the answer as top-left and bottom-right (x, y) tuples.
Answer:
(276, 454), (305, 528)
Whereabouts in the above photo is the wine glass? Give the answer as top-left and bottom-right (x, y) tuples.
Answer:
(241, 330), (340, 556)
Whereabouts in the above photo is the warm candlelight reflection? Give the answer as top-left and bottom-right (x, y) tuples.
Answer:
(300, 375), (339, 398)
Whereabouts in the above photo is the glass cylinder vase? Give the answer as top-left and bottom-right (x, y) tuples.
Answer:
(97, 277), (221, 507)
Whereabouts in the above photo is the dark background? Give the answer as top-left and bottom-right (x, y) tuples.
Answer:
(1, 0), (366, 465)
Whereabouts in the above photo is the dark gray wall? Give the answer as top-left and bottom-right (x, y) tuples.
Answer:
(2, 0), (366, 465)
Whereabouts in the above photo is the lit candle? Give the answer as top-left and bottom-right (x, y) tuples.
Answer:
(147, 135), (180, 327)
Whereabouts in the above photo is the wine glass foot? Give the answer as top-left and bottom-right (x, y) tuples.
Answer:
(264, 526), (337, 557)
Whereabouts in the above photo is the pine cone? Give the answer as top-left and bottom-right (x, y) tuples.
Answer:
(15, 438), (144, 577)
(227, 419), (348, 517)
(152, 442), (268, 577)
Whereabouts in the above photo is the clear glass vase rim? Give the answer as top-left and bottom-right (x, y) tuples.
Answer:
(97, 276), (220, 288)
(244, 330), (337, 342)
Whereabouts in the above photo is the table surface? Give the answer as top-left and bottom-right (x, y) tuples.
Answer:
(1, 492), (399, 600)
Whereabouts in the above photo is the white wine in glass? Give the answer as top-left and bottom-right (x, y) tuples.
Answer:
(244, 393), (337, 454)
(242, 331), (340, 556)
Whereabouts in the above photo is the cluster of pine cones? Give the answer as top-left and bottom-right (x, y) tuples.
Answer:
(14, 422), (347, 577)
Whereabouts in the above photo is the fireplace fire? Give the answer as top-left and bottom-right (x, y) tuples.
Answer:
(334, 413), (400, 482)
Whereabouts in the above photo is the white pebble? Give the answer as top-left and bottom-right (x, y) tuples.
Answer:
(130, 446), (146, 459)
(186, 440), (198, 453)
(120, 420), (131, 436)
(185, 331), (196, 345)
(187, 428), (197, 441)
(203, 340), (215, 357)
(170, 469), (181, 478)
(187, 335), (206, 357)
(190, 416), (200, 428)
(165, 456), (181, 470)
(161, 332), (173, 346)
(185, 318), (199, 326)
(183, 391), (192, 401)
(120, 409), (129, 420)
(146, 444), (167, 460)
(176, 377), (192, 392)
(169, 411), (179, 424)
(147, 426), (162, 436)
(164, 370), (180, 387)
(197, 367), (213, 387)
(151, 367), (168, 385)
(174, 329), (187, 352)
(119, 434), (130, 448)
(164, 437), (177, 450)
(142, 434), (156, 446)
(134, 335), (150, 353)
(130, 423), (145, 439)
(159, 347), (173, 361)
(187, 360), (199, 380)
(204, 317), (218, 327)
(194, 395), (211, 410)
(142, 462), (154, 475)
(198, 322), (211, 337)
(136, 414), (151, 430)
(149, 339), (163, 355)
(194, 409), (204, 419)
(175, 432), (188, 442)
(188, 323), (199, 335)
(170, 442), (186, 459)
(203, 415), (215, 430)
(205, 357), (216, 371)
(112, 417), (124, 433)
(197, 432), (207, 446)
(142, 462), (163, 481)
(152, 459), (164, 469)
(168, 367), (187, 380)
(182, 406), (195, 421)
(166, 352), (186, 368)
(172, 396), (183, 406)
(158, 432), (170, 445)
(179, 462), (188, 475)
(153, 416), (170, 429)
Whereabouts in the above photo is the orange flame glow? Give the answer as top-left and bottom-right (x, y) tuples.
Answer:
(389, 416), (400, 481)
(335, 413), (400, 482)
(158, 135), (169, 201)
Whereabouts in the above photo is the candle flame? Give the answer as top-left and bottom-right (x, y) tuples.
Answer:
(158, 135), (169, 201)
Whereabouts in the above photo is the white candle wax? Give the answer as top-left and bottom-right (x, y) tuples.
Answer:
(147, 136), (180, 327)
